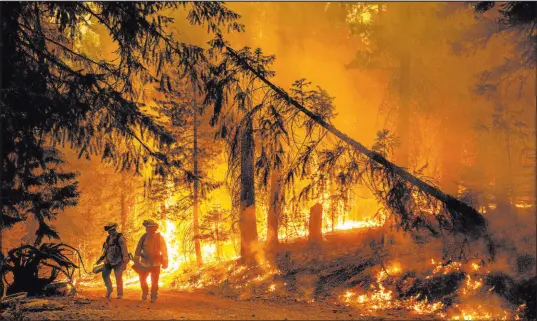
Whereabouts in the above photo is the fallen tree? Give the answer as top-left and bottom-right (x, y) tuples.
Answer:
(211, 38), (487, 241)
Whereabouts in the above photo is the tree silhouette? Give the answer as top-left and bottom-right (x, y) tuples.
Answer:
(1, 2), (241, 245)
(474, 2), (536, 67)
(0, 2), (242, 294)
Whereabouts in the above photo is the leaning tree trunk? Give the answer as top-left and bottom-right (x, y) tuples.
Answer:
(225, 44), (487, 238)
(266, 171), (281, 248)
(239, 119), (259, 263)
(192, 88), (203, 267)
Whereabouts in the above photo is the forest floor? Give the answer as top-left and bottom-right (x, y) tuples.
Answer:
(2, 225), (534, 320)
(0, 227), (438, 320)
(1, 287), (423, 320)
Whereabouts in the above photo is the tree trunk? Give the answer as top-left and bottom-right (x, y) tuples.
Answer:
(239, 119), (258, 263)
(120, 174), (127, 233)
(192, 88), (203, 267)
(329, 177), (336, 232)
(216, 209), (222, 259)
(330, 200), (336, 232)
(266, 171), (281, 248)
(309, 203), (323, 244)
(395, 5), (411, 168)
(1, 3), (21, 296)
(225, 45), (487, 237)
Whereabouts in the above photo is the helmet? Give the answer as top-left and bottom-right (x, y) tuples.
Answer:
(142, 219), (159, 228)
(104, 222), (118, 231)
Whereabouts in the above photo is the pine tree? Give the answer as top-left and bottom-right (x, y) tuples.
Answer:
(1, 2), (242, 294)
(206, 47), (280, 262)
(153, 72), (224, 265)
(474, 2), (536, 67)
(199, 206), (231, 260)
(0, 1), (241, 243)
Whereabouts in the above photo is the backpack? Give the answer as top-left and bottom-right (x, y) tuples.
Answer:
(104, 233), (124, 266)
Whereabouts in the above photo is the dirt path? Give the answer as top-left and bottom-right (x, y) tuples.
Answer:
(12, 288), (378, 320)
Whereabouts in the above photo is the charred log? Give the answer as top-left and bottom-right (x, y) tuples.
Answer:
(308, 203), (323, 244)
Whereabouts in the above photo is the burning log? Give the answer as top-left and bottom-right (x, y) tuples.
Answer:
(308, 203), (323, 244)
(221, 42), (487, 239)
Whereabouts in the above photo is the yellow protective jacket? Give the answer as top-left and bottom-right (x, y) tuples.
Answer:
(135, 232), (168, 267)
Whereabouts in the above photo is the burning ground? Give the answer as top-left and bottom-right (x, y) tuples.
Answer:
(2, 222), (535, 320)
(169, 224), (536, 320)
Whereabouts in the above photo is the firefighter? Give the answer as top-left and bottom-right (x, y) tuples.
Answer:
(134, 219), (168, 302)
(96, 222), (129, 299)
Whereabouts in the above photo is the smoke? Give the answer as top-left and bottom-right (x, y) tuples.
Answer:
(37, 2), (534, 276)
(223, 2), (535, 256)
